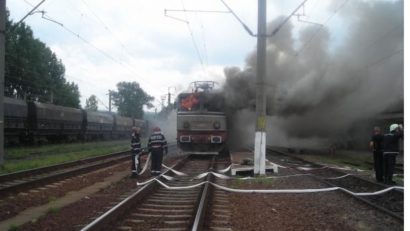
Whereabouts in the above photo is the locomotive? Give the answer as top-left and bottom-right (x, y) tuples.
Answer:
(4, 97), (147, 145)
(176, 81), (228, 155)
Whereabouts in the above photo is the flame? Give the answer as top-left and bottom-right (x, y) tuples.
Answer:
(181, 94), (199, 110)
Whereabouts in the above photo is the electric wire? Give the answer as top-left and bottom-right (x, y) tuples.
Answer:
(79, 0), (142, 65)
(20, 0), (155, 89)
(180, 0), (206, 72)
(296, 0), (350, 56)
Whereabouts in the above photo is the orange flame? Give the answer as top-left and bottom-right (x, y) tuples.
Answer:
(181, 94), (199, 110)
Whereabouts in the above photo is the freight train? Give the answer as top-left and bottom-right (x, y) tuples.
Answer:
(176, 81), (228, 155)
(4, 97), (148, 145)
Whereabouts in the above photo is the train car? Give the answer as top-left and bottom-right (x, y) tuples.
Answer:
(113, 114), (133, 138)
(3, 96), (149, 145)
(83, 110), (114, 140)
(28, 101), (83, 143)
(176, 81), (228, 155)
(4, 97), (28, 145)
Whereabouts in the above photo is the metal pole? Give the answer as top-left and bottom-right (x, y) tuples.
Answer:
(254, 0), (267, 175)
(108, 90), (111, 112)
(0, 0), (5, 165)
(168, 92), (171, 107)
(16, 0), (45, 25)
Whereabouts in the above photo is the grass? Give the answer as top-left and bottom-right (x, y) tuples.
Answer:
(8, 224), (18, 231)
(0, 139), (146, 174)
(48, 196), (57, 203)
(47, 206), (60, 214)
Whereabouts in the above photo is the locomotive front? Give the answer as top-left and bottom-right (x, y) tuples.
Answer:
(176, 88), (227, 155)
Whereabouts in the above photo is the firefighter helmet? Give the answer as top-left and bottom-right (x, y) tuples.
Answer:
(389, 124), (399, 132)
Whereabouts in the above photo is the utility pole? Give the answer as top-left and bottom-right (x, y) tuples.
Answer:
(167, 91), (171, 107)
(254, 0), (267, 175)
(160, 95), (166, 110)
(0, 0), (5, 165)
(167, 86), (176, 108)
(108, 90), (112, 112)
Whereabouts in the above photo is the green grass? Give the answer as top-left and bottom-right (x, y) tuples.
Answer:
(0, 140), (142, 174)
(48, 196), (57, 203)
(8, 224), (18, 231)
(47, 206), (60, 214)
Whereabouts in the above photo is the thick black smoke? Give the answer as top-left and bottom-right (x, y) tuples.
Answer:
(223, 0), (403, 149)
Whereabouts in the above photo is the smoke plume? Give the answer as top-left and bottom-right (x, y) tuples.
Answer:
(224, 0), (403, 149)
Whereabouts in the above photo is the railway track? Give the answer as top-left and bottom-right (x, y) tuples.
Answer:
(204, 159), (233, 231)
(267, 147), (404, 221)
(81, 155), (224, 231)
(0, 143), (178, 197)
(0, 151), (131, 196)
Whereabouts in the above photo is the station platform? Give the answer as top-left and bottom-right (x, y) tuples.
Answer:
(230, 151), (278, 176)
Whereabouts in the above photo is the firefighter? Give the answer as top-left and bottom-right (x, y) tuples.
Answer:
(130, 126), (142, 178)
(148, 127), (168, 176)
(369, 126), (384, 182)
(382, 124), (403, 184)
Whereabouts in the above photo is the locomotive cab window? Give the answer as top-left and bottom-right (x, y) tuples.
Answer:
(178, 94), (200, 111)
(178, 93), (224, 112)
(203, 94), (224, 112)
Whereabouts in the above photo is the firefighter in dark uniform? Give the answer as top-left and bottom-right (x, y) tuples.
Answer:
(382, 124), (403, 184)
(130, 126), (142, 178)
(369, 127), (384, 182)
(148, 127), (168, 176)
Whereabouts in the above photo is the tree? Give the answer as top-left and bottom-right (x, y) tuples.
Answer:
(4, 11), (81, 108)
(85, 95), (98, 111)
(112, 81), (154, 119)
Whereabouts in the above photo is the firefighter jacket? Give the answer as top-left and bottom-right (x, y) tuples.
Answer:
(148, 131), (168, 153)
(131, 132), (142, 154)
(383, 131), (403, 154)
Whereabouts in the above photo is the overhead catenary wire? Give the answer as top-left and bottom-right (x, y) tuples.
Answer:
(16, 0), (46, 25)
(79, 0), (142, 65)
(19, 0), (160, 95)
(296, 0), (350, 56)
(18, 7), (137, 77)
(180, 0), (206, 72)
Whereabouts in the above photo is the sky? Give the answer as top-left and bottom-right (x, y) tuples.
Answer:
(6, 0), (339, 111)
(6, 0), (407, 112)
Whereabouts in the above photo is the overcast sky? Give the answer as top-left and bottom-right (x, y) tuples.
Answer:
(6, 0), (407, 112)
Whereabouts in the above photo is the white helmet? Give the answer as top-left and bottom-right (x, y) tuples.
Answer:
(389, 124), (399, 132)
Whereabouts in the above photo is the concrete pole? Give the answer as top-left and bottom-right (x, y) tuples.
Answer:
(0, 0), (5, 165)
(254, 0), (267, 175)
(108, 90), (111, 112)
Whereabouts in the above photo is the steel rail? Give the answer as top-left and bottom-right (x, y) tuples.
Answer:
(0, 150), (129, 182)
(0, 143), (178, 183)
(0, 154), (130, 196)
(191, 156), (215, 231)
(80, 156), (189, 231)
(266, 148), (403, 221)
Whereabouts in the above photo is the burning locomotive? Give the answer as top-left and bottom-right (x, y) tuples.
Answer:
(176, 81), (228, 155)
